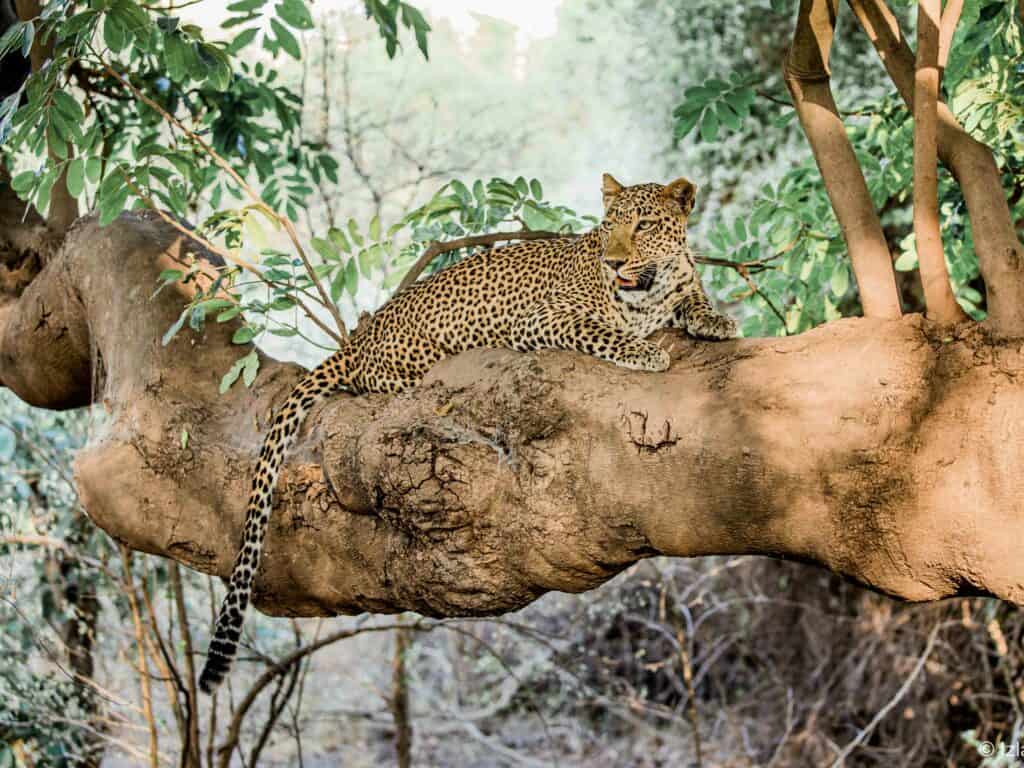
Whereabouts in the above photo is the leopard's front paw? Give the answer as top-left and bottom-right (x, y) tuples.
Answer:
(688, 313), (738, 341)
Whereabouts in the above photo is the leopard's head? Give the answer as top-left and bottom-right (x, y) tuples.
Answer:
(598, 174), (697, 292)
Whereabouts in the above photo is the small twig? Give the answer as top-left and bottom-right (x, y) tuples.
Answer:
(829, 621), (948, 767)
(99, 57), (349, 341)
(119, 548), (160, 768)
(170, 563), (202, 768)
(216, 620), (435, 768)
(129, 183), (346, 347)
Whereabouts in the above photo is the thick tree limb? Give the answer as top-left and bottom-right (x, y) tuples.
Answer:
(1, 201), (1023, 622)
(912, 0), (968, 323)
(783, 0), (902, 320)
(847, 0), (1024, 335)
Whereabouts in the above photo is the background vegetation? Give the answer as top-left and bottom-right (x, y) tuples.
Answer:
(1, 0), (1023, 765)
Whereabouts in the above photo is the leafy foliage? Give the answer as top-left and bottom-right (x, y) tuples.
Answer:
(671, 0), (1022, 333)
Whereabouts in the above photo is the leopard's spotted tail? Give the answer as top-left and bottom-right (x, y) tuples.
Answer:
(200, 351), (355, 694)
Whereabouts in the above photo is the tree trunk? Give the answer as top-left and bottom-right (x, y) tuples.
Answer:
(1, 197), (1023, 618)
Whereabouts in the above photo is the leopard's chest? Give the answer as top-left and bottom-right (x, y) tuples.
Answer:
(612, 273), (683, 338)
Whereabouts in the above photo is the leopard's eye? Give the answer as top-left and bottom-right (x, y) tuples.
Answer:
(636, 220), (657, 232)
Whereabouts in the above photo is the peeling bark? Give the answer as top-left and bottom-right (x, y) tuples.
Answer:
(1, 201), (1023, 620)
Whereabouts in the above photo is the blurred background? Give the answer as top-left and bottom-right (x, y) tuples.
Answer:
(2, 0), (1023, 766)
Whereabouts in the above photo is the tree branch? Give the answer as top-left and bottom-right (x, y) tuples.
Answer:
(847, 0), (1024, 335)
(2, 202), (1023, 637)
(396, 230), (573, 293)
(783, 0), (902, 320)
(912, 0), (968, 323)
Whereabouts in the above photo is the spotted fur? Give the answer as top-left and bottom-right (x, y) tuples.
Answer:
(198, 175), (736, 693)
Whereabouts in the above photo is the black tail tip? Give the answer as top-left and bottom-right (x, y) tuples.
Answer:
(199, 662), (228, 695)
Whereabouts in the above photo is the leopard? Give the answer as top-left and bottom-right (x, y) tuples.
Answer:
(199, 174), (737, 693)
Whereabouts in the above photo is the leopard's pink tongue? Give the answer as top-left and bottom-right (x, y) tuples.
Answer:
(616, 276), (634, 287)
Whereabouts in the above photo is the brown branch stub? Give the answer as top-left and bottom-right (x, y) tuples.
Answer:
(784, 0), (902, 320)
(912, 0), (968, 324)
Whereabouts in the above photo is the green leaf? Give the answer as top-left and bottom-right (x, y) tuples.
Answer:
(716, 101), (741, 131)
(270, 18), (300, 58)
(699, 108), (719, 142)
(232, 326), (257, 344)
(673, 109), (702, 141)
(328, 226), (352, 253)
(162, 310), (188, 346)
(242, 349), (260, 386)
(86, 156), (102, 183)
(276, 0), (314, 29)
(311, 236), (340, 261)
(219, 355), (246, 393)
(329, 264), (345, 302)
(344, 258), (358, 296)
(229, 27), (260, 53)
(217, 306), (243, 322)
(368, 215), (381, 241)
(529, 179), (543, 199)
(347, 218), (364, 247)
(894, 250), (918, 272)
(66, 158), (85, 198)
(733, 217), (746, 243)
(52, 91), (85, 123)
(10, 171), (35, 193)
(47, 123), (67, 160)
(103, 12), (128, 52)
(830, 262), (850, 296)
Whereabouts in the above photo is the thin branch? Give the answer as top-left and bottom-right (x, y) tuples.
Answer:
(130, 184), (346, 347)
(938, 0), (964, 72)
(170, 563), (202, 768)
(829, 622), (948, 767)
(119, 548), (160, 768)
(216, 620), (435, 768)
(396, 230), (572, 293)
(912, 0), (968, 323)
(99, 58), (349, 341)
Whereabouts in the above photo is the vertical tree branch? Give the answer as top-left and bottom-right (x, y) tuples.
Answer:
(120, 548), (160, 768)
(391, 627), (413, 768)
(170, 563), (202, 768)
(847, 0), (1024, 335)
(913, 0), (967, 323)
(938, 0), (964, 75)
(783, 0), (902, 319)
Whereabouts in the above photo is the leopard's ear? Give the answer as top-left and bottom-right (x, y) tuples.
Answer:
(663, 177), (697, 216)
(602, 173), (624, 211)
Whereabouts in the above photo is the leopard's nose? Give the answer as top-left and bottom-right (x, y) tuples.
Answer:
(604, 258), (626, 271)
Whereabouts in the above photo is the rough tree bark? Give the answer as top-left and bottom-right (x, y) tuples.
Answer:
(2, 185), (1024, 620)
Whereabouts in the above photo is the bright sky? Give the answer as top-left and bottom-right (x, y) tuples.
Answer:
(415, 0), (560, 44)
